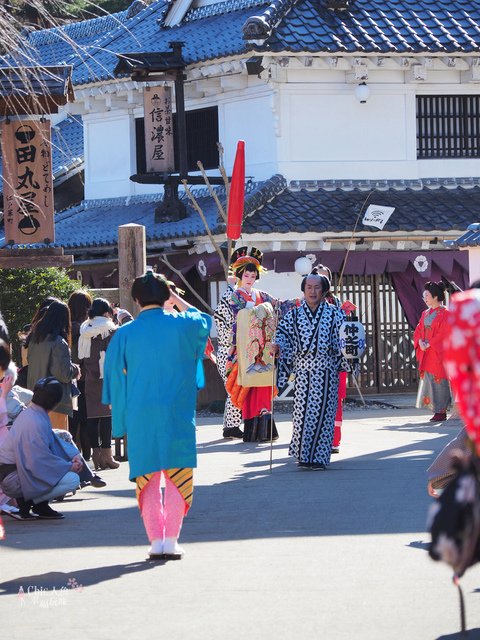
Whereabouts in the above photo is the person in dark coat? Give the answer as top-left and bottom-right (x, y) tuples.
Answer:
(68, 290), (93, 460)
(26, 301), (80, 429)
(78, 298), (118, 471)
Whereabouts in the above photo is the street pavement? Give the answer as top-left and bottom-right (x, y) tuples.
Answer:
(0, 403), (479, 640)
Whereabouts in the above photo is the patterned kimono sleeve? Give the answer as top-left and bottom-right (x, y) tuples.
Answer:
(260, 291), (299, 320)
(332, 306), (350, 372)
(275, 309), (296, 389)
(229, 289), (247, 349)
(214, 287), (234, 347)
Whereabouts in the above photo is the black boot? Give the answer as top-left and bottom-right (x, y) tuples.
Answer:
(16, 497), (38, 520)
(31, 501), (65, 519)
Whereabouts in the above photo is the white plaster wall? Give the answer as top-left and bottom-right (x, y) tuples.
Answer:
(84, 111), (137, 199)
(220, 90), (277, 181)
(468, 247), (480, 285)
(257, 269), (303, 300)
(278, 84), (410, 180)
(275, 79), (480, 181)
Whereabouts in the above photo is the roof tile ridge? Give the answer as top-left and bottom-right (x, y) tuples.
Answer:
(243, 0), (298, 41)
(183, 0), (266, 23)
(244, 173), (287, 216)
(25, 9), (131, 47)
(70, 0), (167, 72)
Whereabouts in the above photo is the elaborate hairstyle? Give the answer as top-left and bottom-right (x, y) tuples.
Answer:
(89, 298), (113, 319)
(0, 338), (10, 372)
(131, 271), (171, 307)
(315, 263), (333, 283)
(68, 290), (93, 323)
(301, 268), (331, 294)
(32, 376), (63, 411)
(230, 246), (266, 280)
(30, 300), (71, 345)
(424, 281), (446, 303)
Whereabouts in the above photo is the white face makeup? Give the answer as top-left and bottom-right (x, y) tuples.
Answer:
(240, 270), (257, 291)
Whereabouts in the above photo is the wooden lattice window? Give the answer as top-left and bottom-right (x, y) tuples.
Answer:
(417, 95), (480, 159)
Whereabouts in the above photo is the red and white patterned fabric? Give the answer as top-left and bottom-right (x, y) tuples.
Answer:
(444, 289), (480, 452)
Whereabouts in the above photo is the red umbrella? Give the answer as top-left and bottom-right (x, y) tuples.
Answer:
(226, 140), (245, 240)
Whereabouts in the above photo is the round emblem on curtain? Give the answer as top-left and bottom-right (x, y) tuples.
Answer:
(413, 255), (429, 273)
(197, 259), (207, 277)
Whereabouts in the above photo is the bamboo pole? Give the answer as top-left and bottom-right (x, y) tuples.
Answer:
(197, 160), (227, 224)
(182, 179), (229, 280)
(159, 254), (214, 314)
(338, 190), (376, 291)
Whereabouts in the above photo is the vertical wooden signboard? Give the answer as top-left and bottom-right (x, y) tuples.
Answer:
(143, 86), (175, 173)
(1, 119), (55, 244)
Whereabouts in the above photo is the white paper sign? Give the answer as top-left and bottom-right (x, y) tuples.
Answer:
(362, 204), (395, 230)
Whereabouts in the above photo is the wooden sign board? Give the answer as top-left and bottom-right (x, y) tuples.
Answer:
(0, 248), (73, 268)
(143, 86), (174, 173)
(1, 119), (55, 245)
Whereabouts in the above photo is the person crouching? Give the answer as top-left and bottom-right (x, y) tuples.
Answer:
(0, 377), (82, 519)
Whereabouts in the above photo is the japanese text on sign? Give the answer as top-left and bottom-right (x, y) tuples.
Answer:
(143, 86), (174, 173)
(1, 119), (55, 245)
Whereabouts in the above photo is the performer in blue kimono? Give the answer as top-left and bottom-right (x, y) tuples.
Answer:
(275, 271), (346, 470)
(103, 271), (211, 560)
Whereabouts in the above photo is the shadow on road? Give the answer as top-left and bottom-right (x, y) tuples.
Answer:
(0, 562), (159, 595)
(1, 415), (458, 552)
(436, 630), (480, 639)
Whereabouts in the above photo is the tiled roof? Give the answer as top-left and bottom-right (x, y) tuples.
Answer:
(445, 223), (480, 248)
(52, 190), (222, 249)
(69, 0), (259, 85)
(0, 115), (83, 195)
(243, 179), (480, 234)
(4, 10), (131, 70)
(250, 0), (480, 54)
(8, 0), (480, 87)
(1, 174), (475, 250)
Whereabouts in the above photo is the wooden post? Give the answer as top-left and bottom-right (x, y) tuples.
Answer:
(118, 224), (146, 316)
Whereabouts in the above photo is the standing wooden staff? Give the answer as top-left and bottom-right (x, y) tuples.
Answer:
(269, 300), (279, 473)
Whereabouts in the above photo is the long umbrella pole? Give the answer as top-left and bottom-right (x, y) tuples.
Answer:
(269, 358), (276, 474)
(269, 302), (279, 474)
(350, 369), (366, 407)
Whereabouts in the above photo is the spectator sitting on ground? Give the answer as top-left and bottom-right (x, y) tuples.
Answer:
(0, 377), (83, 519)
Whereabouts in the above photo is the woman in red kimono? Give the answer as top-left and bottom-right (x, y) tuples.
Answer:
(413, 281), (451, 422)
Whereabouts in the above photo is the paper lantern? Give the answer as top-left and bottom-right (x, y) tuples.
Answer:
(294, 256), (312, 275)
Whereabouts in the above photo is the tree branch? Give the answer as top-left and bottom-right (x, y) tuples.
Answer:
(182, 179), (229, 279)
(159, 254), (214, 314)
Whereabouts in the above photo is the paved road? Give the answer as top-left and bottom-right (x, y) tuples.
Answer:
(0, 405), (478, 640)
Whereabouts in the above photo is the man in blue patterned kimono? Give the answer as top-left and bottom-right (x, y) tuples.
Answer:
(275, 273), (345, 470)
